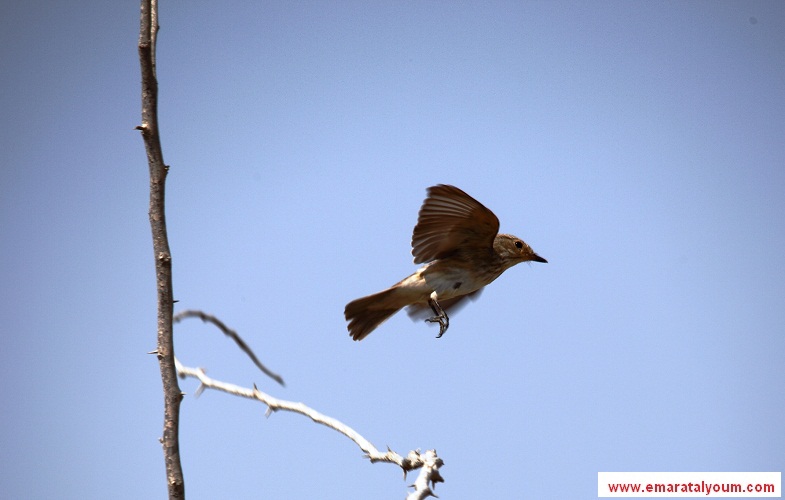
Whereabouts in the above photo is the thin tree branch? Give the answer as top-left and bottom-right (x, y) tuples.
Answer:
(137, 0), (184, 497)
(175, 360), (444, 496)
(406, 449), (445, 500)
(173, 309), (285, 386)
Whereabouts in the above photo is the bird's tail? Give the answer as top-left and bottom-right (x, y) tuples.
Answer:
(345, 286), (410, 341)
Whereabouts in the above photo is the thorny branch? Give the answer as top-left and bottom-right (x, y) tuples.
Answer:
(137, 0), (445, 495)
(175, 359), (444, 498)
(137, 0), (184, 498)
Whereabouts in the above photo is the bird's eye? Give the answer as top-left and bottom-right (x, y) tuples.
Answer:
(515, 240), (523, 249)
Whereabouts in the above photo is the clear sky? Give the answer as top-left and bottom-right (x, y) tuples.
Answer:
(2, 2), (783, 499)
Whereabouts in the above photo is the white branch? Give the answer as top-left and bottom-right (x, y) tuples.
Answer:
(175, 358), (444, 496)
(406, 449), (445, 499)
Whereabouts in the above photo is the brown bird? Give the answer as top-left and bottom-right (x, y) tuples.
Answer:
(345, 184), (546, 341)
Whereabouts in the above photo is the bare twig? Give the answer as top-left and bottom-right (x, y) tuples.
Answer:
(175, 360), (444, 496)
(406, 449), (445, 500)
(174, 309), (285, 386)
(137, 0), (184, 498)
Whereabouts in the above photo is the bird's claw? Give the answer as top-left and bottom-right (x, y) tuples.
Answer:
(426, 295), (449, 338)
(425, 314), (449, 338)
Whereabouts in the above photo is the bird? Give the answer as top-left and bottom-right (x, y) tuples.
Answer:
(345, 184), (546, 341)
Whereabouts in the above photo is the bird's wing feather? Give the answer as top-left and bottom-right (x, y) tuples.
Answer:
(411, 184), (500, 264)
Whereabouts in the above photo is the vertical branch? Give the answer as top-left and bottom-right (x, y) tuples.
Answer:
(137, 0), (185, 498)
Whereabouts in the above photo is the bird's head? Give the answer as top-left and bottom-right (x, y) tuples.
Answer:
(494, 233), (547, 269)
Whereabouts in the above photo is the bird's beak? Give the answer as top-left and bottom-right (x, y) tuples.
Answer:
(531, 253), (547, 263)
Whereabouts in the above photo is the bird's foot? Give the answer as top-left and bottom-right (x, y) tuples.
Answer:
(426, 295), (449, 338)
(425, 315), (449, 337)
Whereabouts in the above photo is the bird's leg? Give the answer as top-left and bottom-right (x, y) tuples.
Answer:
(425, 291), (449, 338)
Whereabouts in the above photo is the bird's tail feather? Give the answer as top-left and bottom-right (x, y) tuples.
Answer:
(345, 286), (409, 341)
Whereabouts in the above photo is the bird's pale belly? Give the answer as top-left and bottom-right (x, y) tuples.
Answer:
(395, 260), (498, 302)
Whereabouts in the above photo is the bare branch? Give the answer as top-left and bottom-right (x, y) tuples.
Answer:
(138, 0), (184, 497)
(175, 359), (444, 496)
(138, 2), (443, 496)
(406, 449), (445, 500)
(174, 309), (285, 386)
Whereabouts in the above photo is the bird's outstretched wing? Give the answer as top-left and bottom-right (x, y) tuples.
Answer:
(411, 184), (500, 264)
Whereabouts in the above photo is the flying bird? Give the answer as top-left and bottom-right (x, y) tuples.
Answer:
(345, 184), (546, 341)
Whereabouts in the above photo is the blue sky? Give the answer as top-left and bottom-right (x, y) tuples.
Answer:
(1, 2), (783, 499)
